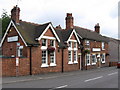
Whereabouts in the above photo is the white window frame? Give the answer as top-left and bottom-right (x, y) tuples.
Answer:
(85, 54), (90, 66)
(102, 42), (105, 50)
(41, 50), (49, 67)
(68, 50), (73, 64)
(18, 46), (23, 57)
(50, 51), (56, 66)
(101, 53), (105, 63)
(50, 40), (55, 47)
(91, 54), (96, 65)
(41, 39), (48, 50)
(73, 51), (78, 64)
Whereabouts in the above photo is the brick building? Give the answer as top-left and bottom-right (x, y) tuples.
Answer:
(0, 6), (109, 76)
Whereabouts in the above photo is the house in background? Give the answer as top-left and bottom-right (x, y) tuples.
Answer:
(0, 5), (110, 77)
(107, 37), (120, 66)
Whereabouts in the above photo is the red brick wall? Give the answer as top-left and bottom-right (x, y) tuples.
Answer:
(1, 57), (30, 77)
(2, 26), (30, 76)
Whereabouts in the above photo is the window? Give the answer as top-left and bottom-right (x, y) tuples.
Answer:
(101, 54), (105, 63)
(42, 51), (47, 64)
(102, 42), (105, 50)
(50, 51), (56, 66)
(18, 46), (23, 57)
(85, 40), (90, 45)
(92, 54), (96, 65)
(50, 40), (54, 46)
(68, 41), (72, 48)
(85, 54), (90, 65)
(42, 39), (47, 46)
(68, 51), (73, 64)
(74, 42), (77, 48)
(74, 51), (78, 63)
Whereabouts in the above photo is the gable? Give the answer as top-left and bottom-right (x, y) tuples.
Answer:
(38, 23), (60, 42)
(67, 29), (80, 44)
(70, 33), (77, 40)
(44, 28), (55, 37)
(0, 20), (27, 47)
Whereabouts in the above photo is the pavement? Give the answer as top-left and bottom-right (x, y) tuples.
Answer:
(2, 66), (118, 84)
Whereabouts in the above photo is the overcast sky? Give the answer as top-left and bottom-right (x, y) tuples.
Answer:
(0, 0), (119, 39)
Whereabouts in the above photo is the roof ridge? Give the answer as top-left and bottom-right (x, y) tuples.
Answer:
(74, 26), (94, 32)
(20, 20), (40, 26)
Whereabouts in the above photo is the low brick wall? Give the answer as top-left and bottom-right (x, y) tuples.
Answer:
(1, 57), (30, 77)
(109, 62), (117, 67)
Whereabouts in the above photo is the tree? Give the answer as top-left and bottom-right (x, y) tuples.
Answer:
(1, 9), (11, 37)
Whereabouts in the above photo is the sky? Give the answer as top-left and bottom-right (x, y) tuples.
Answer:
(0, 0), (119, 39)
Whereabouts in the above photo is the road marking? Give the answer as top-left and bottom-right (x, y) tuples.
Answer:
(56, 85), (68, 89)
(108, 72), (118, 76)
(84, 76), (103, 82)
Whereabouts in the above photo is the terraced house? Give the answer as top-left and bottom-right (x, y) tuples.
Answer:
(0, 6), (109, 76)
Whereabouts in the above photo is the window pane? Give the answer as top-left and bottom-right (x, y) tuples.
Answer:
(74, 42), (77, 48)
(92, 55), (96, 63)
(50, 52), (54, 63)
(74, 51), (77, 61)
(42, 51), (46, 64)
(68, 51), (71, 62)
(42, 39), (46, 46)
(18, 48), (23, 57)
(50, 40), (54, 46)
(68, 42), (72, 48)
(86, 54), (90, 64)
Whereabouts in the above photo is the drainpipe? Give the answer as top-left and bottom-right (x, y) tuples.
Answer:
(29, 46), (32, 75)
(61, 48), (64, 73)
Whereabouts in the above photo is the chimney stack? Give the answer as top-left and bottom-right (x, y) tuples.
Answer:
(65, 13), (74, 30)
(94, 23), (100, 33)
(11, 5), (20, 24)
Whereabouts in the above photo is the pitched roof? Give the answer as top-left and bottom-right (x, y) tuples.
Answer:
(16, 21), (50, 46)
(74, 26), (109, 42)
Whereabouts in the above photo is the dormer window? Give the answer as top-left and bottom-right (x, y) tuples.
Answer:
(42, 39), (47, 46)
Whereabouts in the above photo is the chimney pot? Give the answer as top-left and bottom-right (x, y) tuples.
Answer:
(94, 23), (100, 33)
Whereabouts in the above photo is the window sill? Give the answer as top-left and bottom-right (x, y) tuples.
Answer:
(68, 47), (73, 51)
(73, 48), (78, 51)
(74, 61), (78, 64)
(92, 63), (96, 65)
(101, 61), (105, 64)
(86, 64), (90, 66)
(68, 61), (73, 64)
(41, 46), (47, 50)
(50, 63), (56, 67)
(102, 49), (105, 50)
(41, 64), (49, 68)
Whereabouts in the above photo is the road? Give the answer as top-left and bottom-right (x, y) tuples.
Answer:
(2, 67), (119, 89)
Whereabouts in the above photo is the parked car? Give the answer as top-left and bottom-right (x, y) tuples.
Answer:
(117, 62), (120, 68)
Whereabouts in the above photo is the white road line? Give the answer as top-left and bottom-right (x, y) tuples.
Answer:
(84, 76), (103, 82)
(56, 85), (68, 89)
(108, 72), (118, 76)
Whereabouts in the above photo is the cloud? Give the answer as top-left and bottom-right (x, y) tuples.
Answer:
(0, 0), (118, 39)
